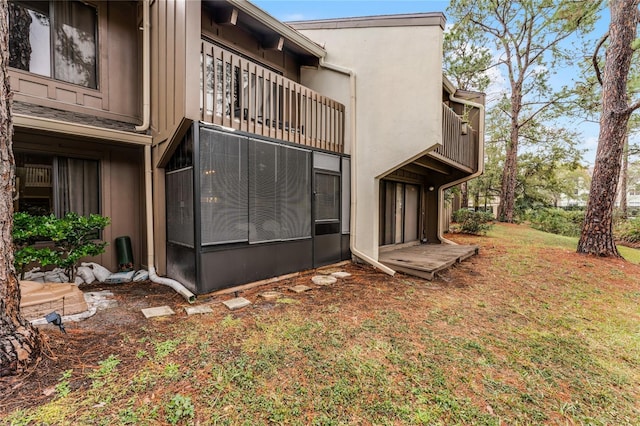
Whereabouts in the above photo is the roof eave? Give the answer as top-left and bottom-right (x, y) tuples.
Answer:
(227, 0), (326, 58)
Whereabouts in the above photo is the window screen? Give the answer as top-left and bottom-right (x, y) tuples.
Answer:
(315, 173), (340, 221)
(249, 139), (278, 243)
(341, 157), (350, 234)
(166, 168), (194, 247)
(200, 129), (248, 245)
(280, 146), (311, 240)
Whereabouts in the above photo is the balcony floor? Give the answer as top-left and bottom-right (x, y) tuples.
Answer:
(379, 242), (478, 280)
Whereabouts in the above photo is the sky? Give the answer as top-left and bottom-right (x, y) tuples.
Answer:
(253, 0), (613, 165)
(252, 0), (450, 22)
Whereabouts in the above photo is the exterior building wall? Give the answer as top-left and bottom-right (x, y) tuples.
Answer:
(9, 1), (141, 123)
(13, 130), (145, 272)
(149, 0), (200, 151)
(295, 16), (445, 261)
(8, 0), (150, 274)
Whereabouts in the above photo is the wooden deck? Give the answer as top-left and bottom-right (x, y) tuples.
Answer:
(379, 242), (479, 280)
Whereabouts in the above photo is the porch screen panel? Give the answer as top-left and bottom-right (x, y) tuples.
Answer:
(280, 146), (311, 240)
(166, 168), (194, 247)
(341, 157), (350, 234)
(249, 139), (278, 243)
(200, 129), (248, 245)
(315, 173), (340, 221)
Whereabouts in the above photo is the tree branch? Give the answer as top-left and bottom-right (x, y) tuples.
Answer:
(592, 31), (609, 86)
(627, 99), (640, 113)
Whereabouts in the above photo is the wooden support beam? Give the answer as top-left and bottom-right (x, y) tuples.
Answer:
(263, 35), (285, 51)
(214, 8), (238, 26)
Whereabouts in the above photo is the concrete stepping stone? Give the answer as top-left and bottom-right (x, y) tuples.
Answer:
(312, 275), (337, 286)
(184, 305), (213, 315)
(141, 306), (175, 318)
(289, 284), (312, 293)
(259, 291), (282, 301)
(222, 297), (251, 310)
(331, 271), (352, 279)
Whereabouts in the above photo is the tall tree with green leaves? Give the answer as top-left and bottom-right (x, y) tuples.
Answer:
(447, 0), (601, 222)
(578, 0), (640, 257)
(0, 0), (42, 376)
(443, 23), (492, 208)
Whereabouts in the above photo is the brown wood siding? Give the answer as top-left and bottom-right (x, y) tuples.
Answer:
(433, 103), (477, 171)
(150, 0), (201, 164)
(201, 10), (300, 81)
(9, 1), (141, 124)
(12, 131), (144, 272)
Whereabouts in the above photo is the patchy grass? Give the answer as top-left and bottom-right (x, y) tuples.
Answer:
(2, 223), (640, 425)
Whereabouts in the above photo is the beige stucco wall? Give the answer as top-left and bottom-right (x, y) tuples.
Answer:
(297, 19), (444, 260)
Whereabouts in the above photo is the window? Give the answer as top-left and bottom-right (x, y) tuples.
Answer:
(9, 0), (98, 89)
(14, 152), (100, 217)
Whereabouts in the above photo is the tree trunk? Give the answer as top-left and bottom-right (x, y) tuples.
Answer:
(498, 116), (520, 222)
(577, 0), (640, 257)
(498, 84), (522, 223)
(460, 182), (469, 209)
(0, 0), (42, 377)
(619, 135), (629, 219)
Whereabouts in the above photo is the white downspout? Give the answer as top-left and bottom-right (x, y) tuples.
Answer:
(144, 145), (196, 303)
(135, 0), (150, 132)
(319, 58), (395, 276)
(437, 93), (486, 244)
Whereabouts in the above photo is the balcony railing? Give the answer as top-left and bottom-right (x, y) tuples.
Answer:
(200, 40), (345, 153)
(433, 103), (478, 171)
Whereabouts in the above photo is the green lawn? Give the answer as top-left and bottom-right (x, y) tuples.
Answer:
(3, 224), (639, 425)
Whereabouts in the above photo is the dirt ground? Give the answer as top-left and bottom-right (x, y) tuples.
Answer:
(2, 257), (442, 415)
(0, 228), (605, 417)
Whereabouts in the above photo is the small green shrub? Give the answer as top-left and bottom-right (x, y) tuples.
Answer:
(450, 209), (494, 235)
(12, 212), (110, 280)
(89, 355), (120, 380)
(165, 394), (195, 425)
(527, 208), (584, 237)
(615, 218), (640, 244)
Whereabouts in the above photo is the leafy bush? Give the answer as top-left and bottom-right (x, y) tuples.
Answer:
(615, 218), (640, 244)
(13, 212), (110, 280)
(450, 209), (494, 235)
(527, 208), (584, 237)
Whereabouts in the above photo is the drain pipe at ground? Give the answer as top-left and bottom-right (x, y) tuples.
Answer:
(318, 58), (395, 276)
(144, 145), (196, 303)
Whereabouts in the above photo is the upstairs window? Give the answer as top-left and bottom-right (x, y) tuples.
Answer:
(9, 0), (98, 89)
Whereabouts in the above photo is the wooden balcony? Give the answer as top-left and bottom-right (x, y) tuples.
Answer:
(432, 103), (478, 172)
(200, 40), (345, 153)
